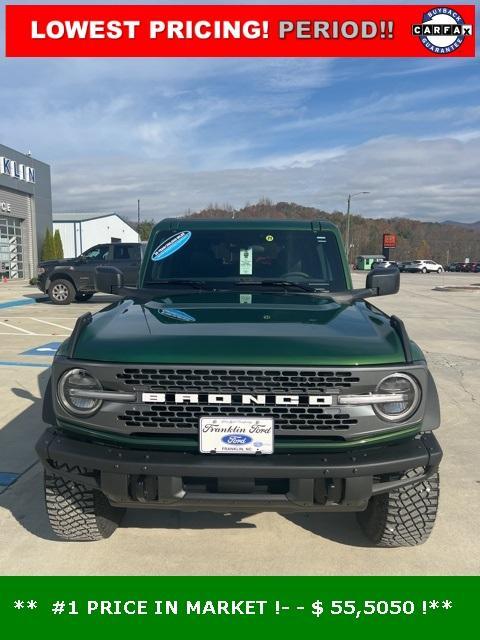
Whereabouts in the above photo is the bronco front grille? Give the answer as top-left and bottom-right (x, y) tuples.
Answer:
(114, 366), (360, 435)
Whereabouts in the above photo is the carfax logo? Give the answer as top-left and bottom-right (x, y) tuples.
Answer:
(412, 7), (473, 54)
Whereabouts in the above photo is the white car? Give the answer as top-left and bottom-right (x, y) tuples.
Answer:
(404, 260), (444, 274)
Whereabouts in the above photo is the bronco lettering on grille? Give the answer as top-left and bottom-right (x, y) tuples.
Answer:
(141, 392), (333, 406)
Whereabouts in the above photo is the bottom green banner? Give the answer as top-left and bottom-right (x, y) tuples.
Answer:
(0, 577), (477, 637)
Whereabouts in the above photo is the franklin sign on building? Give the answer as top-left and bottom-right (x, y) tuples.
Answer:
(0, 156), (36, 183)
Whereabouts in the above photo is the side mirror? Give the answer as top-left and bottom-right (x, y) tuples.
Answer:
(366, 266), (400, 297)
(95, 265), (124, 295)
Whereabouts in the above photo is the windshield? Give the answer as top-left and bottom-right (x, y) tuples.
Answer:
(144, 228), (347, 291)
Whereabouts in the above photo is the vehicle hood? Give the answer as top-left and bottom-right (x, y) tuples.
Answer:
(65, 292), (407, 366)
(39, 258), (77, 269)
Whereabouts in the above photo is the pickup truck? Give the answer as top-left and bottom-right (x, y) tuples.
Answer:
(37, 242), (143, 304)
(36, 219), (442, 546)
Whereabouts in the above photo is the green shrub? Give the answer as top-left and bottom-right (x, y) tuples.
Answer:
(41, 228), (55, 261)
(53, 229), (64, 259)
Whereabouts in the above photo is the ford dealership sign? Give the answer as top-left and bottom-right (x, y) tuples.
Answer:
(0, 157), (36, 183)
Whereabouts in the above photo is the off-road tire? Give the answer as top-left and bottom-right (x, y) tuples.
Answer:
(356, 469), (439, 547)
(44, 470), (125, 541)
(48, 278), (75, 305)
(75, 292), (94, 302)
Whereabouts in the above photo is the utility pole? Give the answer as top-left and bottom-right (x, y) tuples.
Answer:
(345, 191), (370, 265)
(137, 199), (140, 240)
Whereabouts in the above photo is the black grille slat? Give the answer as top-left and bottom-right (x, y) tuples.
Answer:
(116, 367), (359, 393)
(118, 403), (357, 432)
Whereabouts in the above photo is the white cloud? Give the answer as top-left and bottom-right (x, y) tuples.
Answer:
(51, 134), (480, 223)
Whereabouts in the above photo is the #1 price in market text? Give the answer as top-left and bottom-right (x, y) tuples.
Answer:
(10, 599), (454, 617)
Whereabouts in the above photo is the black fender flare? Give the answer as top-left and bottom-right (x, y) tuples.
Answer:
(42, 376), (56, 426)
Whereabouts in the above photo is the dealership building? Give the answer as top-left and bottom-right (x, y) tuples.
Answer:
(0, 143), (52, 279)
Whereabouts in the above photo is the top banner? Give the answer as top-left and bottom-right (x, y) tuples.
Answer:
(5, 4), (476, 58)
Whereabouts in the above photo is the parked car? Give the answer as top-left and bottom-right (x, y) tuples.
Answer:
(37, 242), (143, 304)
(446, 263), (460, 272)
(462, 262), (479, 273)
(403, 260), (444, 274)
(372, 260), (398, 269)
(396, 261), (407, 272)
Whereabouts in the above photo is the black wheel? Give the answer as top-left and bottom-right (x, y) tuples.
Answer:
(356, 469), (439, 547)
(421, 267), (428, 274)
(48, 279), (75, 305)
(44, 470), (125, 541)
(75, 292), (94, 302)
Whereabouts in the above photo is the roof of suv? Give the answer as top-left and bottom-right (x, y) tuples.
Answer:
(152, 218), (339, 233)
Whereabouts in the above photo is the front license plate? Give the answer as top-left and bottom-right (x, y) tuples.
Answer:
(199, 417), (274, 455)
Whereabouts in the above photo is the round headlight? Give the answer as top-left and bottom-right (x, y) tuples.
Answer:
(374, 373), (421, 422)
(58, 368), (103, 416)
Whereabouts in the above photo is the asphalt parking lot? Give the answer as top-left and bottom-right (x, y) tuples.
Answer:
(0, 272), (479, 575)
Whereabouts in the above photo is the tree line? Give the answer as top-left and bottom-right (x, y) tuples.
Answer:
(183, 200), (480, 264)
(129, 199), (480, 264)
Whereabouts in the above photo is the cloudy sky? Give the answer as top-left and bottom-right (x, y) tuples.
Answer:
(1, 1), (479, 222)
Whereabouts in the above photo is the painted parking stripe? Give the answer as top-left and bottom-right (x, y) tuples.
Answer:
(0, 316), (75, 321)
(0, 320), (34, 334)
(0, 332), (68, 336)
(21, 342), (62, 356)
(0, 298), (37, 309)
(0, 361), (51, 367)
(28, 317), (72, 331)
(0, 472), (20, 487)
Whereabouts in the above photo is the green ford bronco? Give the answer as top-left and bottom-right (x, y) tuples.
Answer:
(37, 219), (442, 545)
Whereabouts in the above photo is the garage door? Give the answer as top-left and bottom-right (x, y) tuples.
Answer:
(0, 187), (33, 279)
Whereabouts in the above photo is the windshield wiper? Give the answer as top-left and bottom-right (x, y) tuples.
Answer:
(144, 279), (214, 291)
(117, 280), (216, 303)
(262, 280), (322, 293)
(233, 279), (323, 293)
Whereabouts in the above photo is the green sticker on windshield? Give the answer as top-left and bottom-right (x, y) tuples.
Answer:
(239, 248), (253, 275)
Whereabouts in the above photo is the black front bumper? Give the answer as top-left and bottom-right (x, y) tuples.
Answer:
(36, 428), (442, 512)
(37, 273), (48, 293)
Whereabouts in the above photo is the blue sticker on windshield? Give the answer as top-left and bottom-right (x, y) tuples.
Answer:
(151, 231), (191, 262)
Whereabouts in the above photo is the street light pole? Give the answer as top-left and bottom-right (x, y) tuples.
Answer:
(345, 191), (370, 265)
(345, 194), (352, 256)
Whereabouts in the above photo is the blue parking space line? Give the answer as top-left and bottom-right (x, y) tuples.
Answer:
(0, 298), (37, 309)
(21, 342), (62, 356)
(0, 361), (51, 368)
(0, 472), (20, 487)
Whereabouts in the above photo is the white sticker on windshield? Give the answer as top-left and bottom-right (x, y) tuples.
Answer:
(240, 294), (252, 304)
(239, 248), (253, 275)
